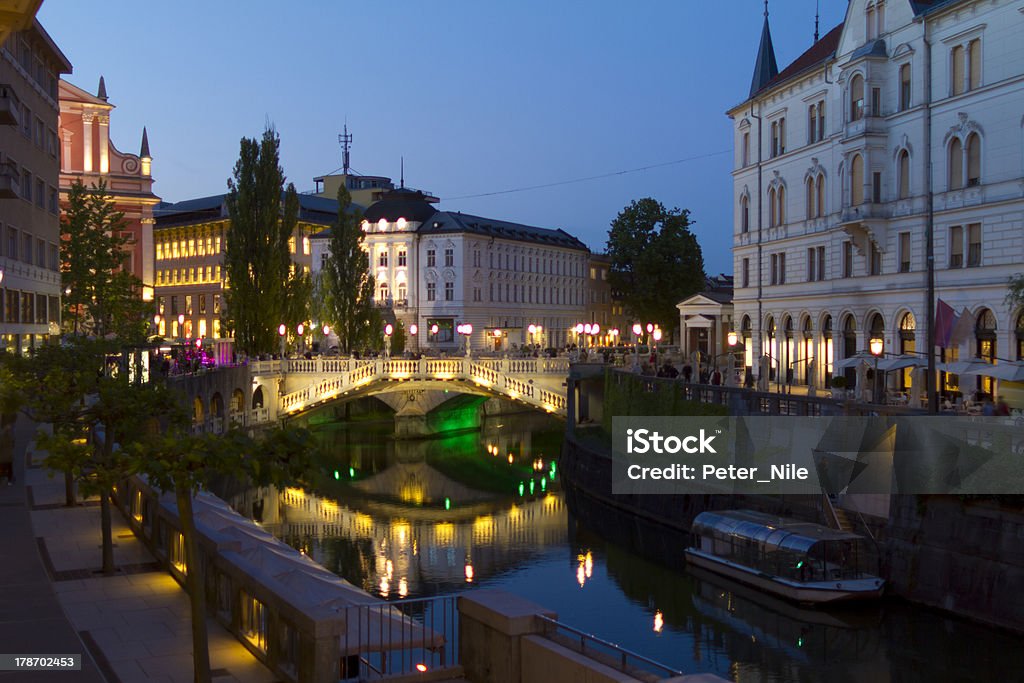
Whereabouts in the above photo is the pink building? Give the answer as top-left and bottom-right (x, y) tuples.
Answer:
(58, 77), (159, 298)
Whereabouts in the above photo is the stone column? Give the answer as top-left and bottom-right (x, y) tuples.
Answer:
(81, 111), (94, 173)
(61, 128), (73, 172)
(97, 114), (110, 174)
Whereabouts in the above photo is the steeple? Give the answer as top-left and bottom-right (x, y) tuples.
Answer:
(97, 75), (108, 101)
(140, 127), (150, 158)
(749, 1), (779, 98)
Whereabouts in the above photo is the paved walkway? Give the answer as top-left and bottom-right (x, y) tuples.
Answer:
(6, 416), (280, 683)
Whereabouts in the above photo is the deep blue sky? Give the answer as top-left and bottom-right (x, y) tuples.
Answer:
(39, 1), (848, 274)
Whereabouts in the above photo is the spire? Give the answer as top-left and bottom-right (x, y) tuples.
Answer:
(97, 75), (107, 101)
(140, 127), (150, 158)
(400, 156), (405, 189)
(749, 1), (779, 98)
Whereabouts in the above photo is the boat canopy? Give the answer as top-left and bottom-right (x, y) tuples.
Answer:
(691, 510), (864, 554)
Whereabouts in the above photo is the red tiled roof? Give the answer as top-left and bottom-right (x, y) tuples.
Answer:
(762, 23), (843, 93)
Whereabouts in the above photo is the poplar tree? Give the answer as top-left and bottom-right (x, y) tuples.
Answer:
(224, 126), (300, 356)
(321, 185), (377, 352)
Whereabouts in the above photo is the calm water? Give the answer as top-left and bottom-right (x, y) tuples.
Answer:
(232, 412), (1024, 682)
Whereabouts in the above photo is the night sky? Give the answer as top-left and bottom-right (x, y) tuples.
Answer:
(39, 1), (848, 274)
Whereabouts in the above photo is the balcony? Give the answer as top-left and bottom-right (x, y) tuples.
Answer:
(0, 160), (19, 199)
(0, 84), (19, 126)
(842, 115), (887, 141)
(393, 298), (409, 309)
(840, 203), (888, 251)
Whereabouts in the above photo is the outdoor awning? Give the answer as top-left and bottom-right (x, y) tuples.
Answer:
(938, 358), (997, 375)
(877, 355), (927, 372)
(834, 353), (874, 369)
(959, 361), (1024, 382)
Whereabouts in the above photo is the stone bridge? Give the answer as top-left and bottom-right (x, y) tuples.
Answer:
(174, 356), (571, 435)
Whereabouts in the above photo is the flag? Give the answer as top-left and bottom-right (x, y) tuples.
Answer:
(949, 307), (975, 349)
(934, 299), (957, 348)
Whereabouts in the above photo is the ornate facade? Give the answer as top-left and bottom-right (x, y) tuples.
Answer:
(729, 0), (1024, 399)
(58, 77), (159, 297)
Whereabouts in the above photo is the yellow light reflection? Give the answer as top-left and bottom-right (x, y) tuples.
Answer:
(654, 611), (664, 633)
(399, 578), (408, 598)
(465, 564), (474, 583)
(435, 522), (454, 546)
(379, 577), (390, 598)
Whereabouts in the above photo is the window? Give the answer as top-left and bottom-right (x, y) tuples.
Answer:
(742, 258), (750, 288)
(397, 249), (406, 267)
(444, 281), (454, 301)
(815, 175), (824, 217)
(866, 3), (876, 40)
(426, 282), (436, 301)
(870, 87), (881, 117)
(771, 120), (779, 157)
(768, 188), (776, 227)
(22, 169), (31, 201)
(843, 241), (854, 277)
(967, 223), (981, 267)
(817, 246), (825, 280)
(742, 132), (750, 165)
(808, 104), (818, 144)
(968, 39), (981, 91)
(397, 283), (407, 302)
(966, 133), (980, 186)
(949, 225), (963, 267)
(817, 100), (825, 141)
(740, 195), (749, 233)
(22, 233), (32, 264)
(35, 238), (44, 267)
(213, 294), (221, 314)
(48, 187), (57, 213)
(7, 227), (18, 260)
(776, 186), (785, 225)
(869, 243), (882, 275)
(850, 74), (865, 121)
(951, 45), (965, 96)
(378, 282), (388, 302)
(899, 232), (911, 272)
(898, 150), (910, 199)
(444, 248), (454, 267)
(241, 592), (267, 652)
(949, 138), (964, 189)
(807, 247), (816, 282)
(378, 251), (388, 268)
(48, 243), (57, 270)
(899, 63), (911, 110)
(850, 154), (864, 205)
(426, 249), (435, 267)
(770, 253), (785, 284)
(872, 172), (882, 204)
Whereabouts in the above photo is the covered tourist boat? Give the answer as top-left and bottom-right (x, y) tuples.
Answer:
(685, 510), (884, 604)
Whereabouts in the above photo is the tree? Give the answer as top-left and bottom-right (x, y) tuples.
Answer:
(224, 126), (302, 356)
(606, 198), (705, 336)
(61, 179), (152, 342)
(320, 185), (377, 353)
(133, 426), (313, 683)
(1007, 273), (1024, 311)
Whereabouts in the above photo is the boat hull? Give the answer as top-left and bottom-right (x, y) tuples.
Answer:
(684, 549), (884, 604)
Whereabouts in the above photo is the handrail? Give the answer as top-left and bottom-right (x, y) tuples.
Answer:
(535, 614), (683, 678)
(821, 490), (842, 530)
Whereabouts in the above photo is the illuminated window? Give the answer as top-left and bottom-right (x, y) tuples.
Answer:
(288, 236), (296, 253)
(241, 592), (267, 652)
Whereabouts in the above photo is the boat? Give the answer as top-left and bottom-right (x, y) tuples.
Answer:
(684, 509), (884, 604)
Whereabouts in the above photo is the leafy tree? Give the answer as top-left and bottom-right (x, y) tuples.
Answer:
(1007, 273), (1024, 311)
(390, 319), (407, 355)
(224, 126), (302, 356)
(606, 198), (705, 337)
(133, 426), (313, 683)
(320, 185), (377, 352)
(61, 179), (152, 341)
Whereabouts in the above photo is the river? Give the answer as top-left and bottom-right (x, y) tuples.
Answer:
(231, 410), (1024, 682)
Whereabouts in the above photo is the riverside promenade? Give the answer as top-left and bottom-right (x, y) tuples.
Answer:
(1, 417), (277, 683)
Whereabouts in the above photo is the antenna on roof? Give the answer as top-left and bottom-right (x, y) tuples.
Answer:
(400, 157), (405, 189)
(338, 123), (352, 175)
(814, 0), (820, 42)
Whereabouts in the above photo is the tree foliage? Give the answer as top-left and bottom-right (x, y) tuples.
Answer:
(320, 185), (378, 352)
(605, 198), (705, 335)
(1007, 273), (1024, 311)
(224, 126), (303, 356)
(61, 179), (151, 341)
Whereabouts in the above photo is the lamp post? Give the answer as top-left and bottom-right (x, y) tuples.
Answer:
(384, 323), (394, 359)
(297, 323), (305, 357)
(278, 323), (287, 359)
(870, 337), (884, 404)
(632, 323), (642, 369)
(430, 323), (439, 351)
(457, 323), (473, 357)
(528, 323), (537, 347)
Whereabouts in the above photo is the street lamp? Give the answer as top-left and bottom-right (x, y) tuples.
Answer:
(870, 336), (884, 404)
(178, 314), (185, 340)
(727, 330), (738, 347)
(457, 323), (473, 357)
(296, 323), (305, 357)
(631, 323), (643, 368)
(278, 323), (287, 360)
(384, 323), (394, 359)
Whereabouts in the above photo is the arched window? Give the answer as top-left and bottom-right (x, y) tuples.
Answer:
(740, 195), (750, 233)
(806, 177), (815, 218)
(815, 175), (825, 217)
(899, 312), (916, 389)
(851, 154), (864, 205)
(898, 150), (910, 199)
(868, 313), (885, 349)
(899, 63), (912, 110)
(976, 309), (997, 394)
(777, 186), (786, 225)
(822, 314), (834, 386)
(966, 133), (981, 186)
(949, 137), (963, 189)
(850, 74), (865, 121)
(768, 187), (777, 227)
(866, 4), (876, 40)
(379, 282), (389, 302)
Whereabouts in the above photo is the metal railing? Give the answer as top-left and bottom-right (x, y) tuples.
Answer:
(339, 595), (459, 681)
(536, 615), (682, 680)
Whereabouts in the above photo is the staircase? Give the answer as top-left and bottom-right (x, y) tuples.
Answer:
(832, 507), (855, 533)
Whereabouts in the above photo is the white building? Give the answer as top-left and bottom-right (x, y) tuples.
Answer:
(312, 188), (589, 352)
(729, 0), (1024, 401)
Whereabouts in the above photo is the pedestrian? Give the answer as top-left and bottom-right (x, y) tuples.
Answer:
(996, 397), (1011, 417)
(682, 364), (692, 382)
(711, 368), (722, 386)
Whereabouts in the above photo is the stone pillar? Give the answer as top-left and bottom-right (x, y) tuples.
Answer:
(458, 590), (556, 683)
(61, 129), (73, 172)
(97, 114), (110, 174)
(81, 111), (94, 173)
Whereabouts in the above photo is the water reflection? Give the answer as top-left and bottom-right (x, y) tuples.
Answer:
(227, 412), (1024, 682)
